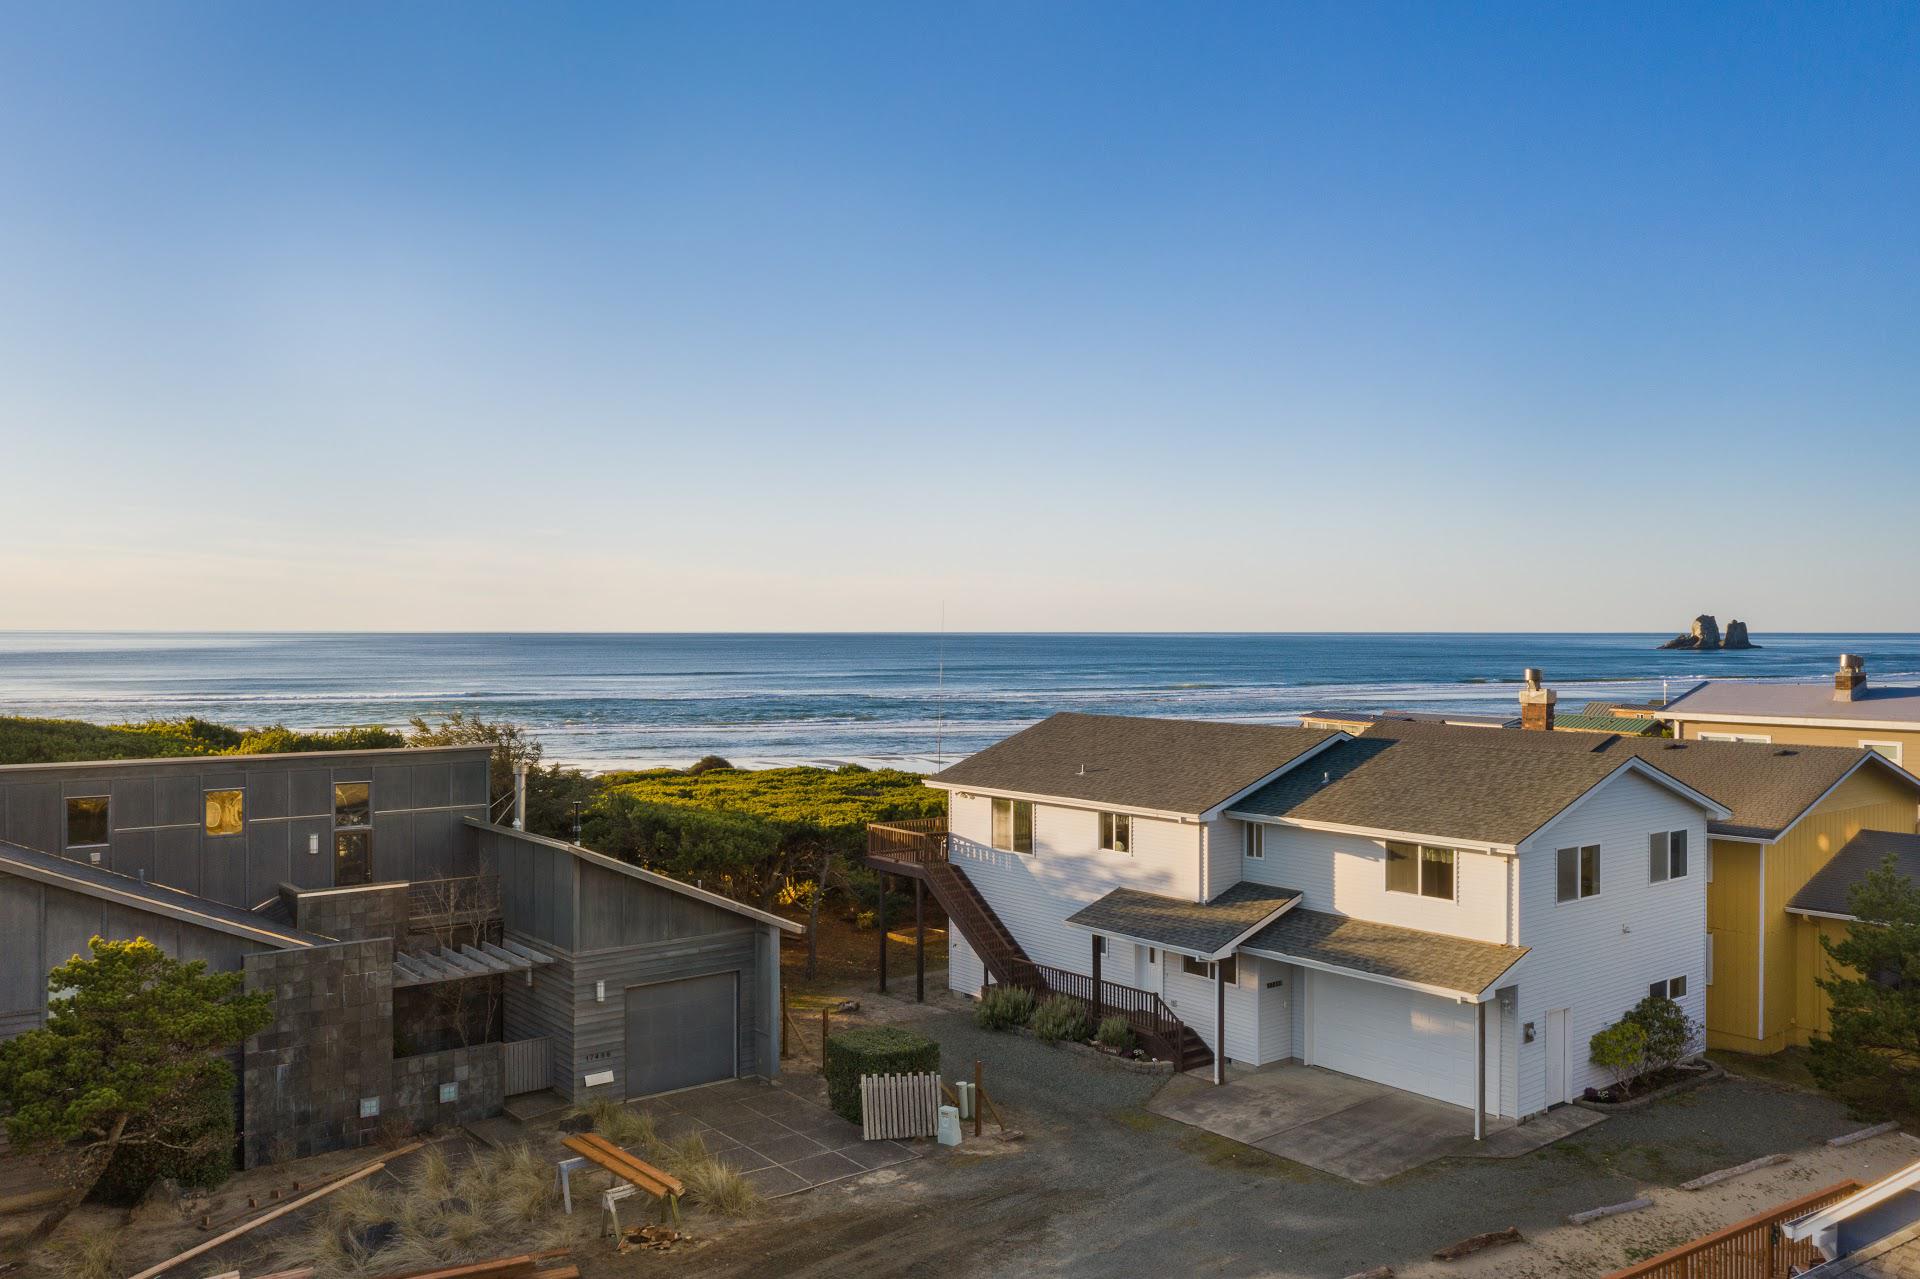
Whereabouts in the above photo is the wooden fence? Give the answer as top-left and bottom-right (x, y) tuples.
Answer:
(859, 1072), (942, 1141)
(501, 1036), (550, 1096)
(1602, 1179), (1863, 1279)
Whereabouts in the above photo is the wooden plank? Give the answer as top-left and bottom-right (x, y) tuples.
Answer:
(123, 1145), (423, 1279)
(558, 1135), (677, 1199)
(366, 1250), (570, 1279)
(574, 1132), (684, 1196)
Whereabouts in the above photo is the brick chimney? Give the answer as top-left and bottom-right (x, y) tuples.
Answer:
(1835, 653), (1867, 702)
(1520, 667), (1556, 731)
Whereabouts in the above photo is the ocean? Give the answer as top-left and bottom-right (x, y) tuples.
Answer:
(1, 632), (1916, 772)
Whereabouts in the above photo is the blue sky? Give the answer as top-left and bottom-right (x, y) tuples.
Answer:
(2, 4), (1916, 631)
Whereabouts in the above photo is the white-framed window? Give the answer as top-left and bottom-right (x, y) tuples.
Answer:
(991, 798), (1033, 854)
(1556, 844), (1600, 902)
(1860, 740), (1905, 765)
(1699, 732), (1771, 744)
(1244, 823), (1264, 860)
(1385, 841), (1457, 900)
(1649, 975), (1687, 1001)
(1181, 955), (1237, 982)
(1649, 829), (1689, 882)
(1098, 811), (1132, 854)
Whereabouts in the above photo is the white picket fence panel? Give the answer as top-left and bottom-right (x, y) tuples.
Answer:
(859, 1071), (941, 1140)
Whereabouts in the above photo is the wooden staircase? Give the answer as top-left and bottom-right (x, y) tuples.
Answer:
(920, 860), (1034, 988)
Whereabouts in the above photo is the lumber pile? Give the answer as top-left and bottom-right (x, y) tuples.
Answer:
(229, 1252), (575, 1279)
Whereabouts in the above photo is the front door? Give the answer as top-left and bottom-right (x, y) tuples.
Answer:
(1546, 1007), (1570, 1106)
(1136, 945), (1157, 990)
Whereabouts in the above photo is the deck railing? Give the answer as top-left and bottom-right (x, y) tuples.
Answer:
(867, 818), (950, 864)
(1010, 961), (1188, 1062)
(1601, 1179), (1863, 1279)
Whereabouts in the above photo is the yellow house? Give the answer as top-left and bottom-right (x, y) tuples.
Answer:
(1783, 829), (1920, 1042)
(1357, 713), (1920, 1054)
(1657, 653), (1920, 772)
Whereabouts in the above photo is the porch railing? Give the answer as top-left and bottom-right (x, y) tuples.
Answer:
(1601, 1179), (1863, 1279)
(1008, 961), (1188, 1062)
(867, 818), (950, 864)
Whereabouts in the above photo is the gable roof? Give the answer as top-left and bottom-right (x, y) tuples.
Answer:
(926, 713), (1342, 816)
(1064, 881), (1302, 959)
(465, 819), (804, 934)
(0, 839), (327, 949)
(1228, 734), (1711, 847)
(1355, 718), (1917, 841)
(1787, 829), (1920, 919)
(1659, 679), (1920, 728)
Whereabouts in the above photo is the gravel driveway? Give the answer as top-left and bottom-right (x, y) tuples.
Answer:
(653, 1004), (1910, 1279)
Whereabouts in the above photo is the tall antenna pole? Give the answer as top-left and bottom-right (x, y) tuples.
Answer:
(936, 602), (946, 770)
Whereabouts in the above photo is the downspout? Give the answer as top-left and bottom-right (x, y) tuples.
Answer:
(1757, 846), (1768, 1044)
(1475, 998), (1487, 1141)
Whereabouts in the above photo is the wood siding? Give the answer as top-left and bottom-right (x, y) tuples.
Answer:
(1238, 821), (1514, 944)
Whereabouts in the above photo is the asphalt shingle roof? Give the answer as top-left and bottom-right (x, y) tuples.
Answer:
(1229, 734), (1646, 846)
(1787, 829), (1920, 919)
(1064, 881), (1303, 957)
(1354, 719), (1905, 841)
(1240, 907), (1528, 996)
(0, 839), (326, 949)
(929, 713), (1340, 815)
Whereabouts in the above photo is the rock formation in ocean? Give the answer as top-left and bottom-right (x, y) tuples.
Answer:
(1658, 615), (1758, 650)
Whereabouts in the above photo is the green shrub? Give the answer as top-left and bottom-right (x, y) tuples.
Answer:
(974, 984), (1037, 1031)
(1031, 995), (1093, 1045)
(1095, 1015), (1135, 1051)
(823, 1026), (940, 1125)
(855, 909), (878, 930)
(1624, 995), (1701, 1074)
(1589, 1019), (1649, 1097)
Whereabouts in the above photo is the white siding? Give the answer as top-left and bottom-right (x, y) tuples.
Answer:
(947, 927), (982, 997)
(1257, 960), (1295, 1063)
(1238, 823), (1513, 943)
(1202, 816), (1245, 899)
(1512, 771), (1710, 1116)
(1161, 952), (1263, 1065)
(947, 791), (1200, 976)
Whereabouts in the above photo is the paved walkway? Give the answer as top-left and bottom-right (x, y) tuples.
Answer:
(636, 1077), (918, 1198)
(1150, 1061), (1602, 1182)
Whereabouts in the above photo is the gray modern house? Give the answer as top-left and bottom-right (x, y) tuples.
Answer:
(0, 746), (799, 1166)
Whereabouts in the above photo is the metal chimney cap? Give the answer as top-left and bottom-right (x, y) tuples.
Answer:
(1523, 667), (1543, 689)
(1840, 653), (1864, 670)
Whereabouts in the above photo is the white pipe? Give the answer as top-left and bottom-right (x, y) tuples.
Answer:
(514, 763), (528, 830)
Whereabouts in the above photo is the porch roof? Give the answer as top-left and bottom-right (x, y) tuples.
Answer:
(1787, 828), (1920, 920)
(1239, 907), (1528, 998)
(1064, 881), (1302, 960)
(392, 938), (557, 988)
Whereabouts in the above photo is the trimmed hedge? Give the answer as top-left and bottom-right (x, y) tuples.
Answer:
(823, 1026), (940, 1125)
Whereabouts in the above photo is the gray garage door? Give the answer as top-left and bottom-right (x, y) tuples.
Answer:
(624, 972), (739, 1098)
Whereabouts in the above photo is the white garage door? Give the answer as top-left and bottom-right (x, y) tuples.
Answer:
(1309, 971), (1476, 1107)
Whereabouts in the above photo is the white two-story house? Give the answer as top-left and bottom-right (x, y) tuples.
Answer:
(897, 712), (1729, 1134)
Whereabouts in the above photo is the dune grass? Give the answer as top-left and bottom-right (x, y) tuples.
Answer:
(571, 1101), (762, 1219)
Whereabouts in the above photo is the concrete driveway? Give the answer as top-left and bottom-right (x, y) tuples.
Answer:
(1149, 1061), (1601, 1182)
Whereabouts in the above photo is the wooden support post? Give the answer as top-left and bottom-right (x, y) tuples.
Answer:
(820, 1007), (829, 1076)
(1090, 935), (1103, 1028)
(877, 872), (888, 993)
(914, 877), (925, 1003)
(1214, 960), (1226, 1086)
(972, 1058), (983, 1138)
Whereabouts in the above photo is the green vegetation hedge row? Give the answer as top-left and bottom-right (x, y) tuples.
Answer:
(1095, 1015), (1136, 1051)
(0, 714), (403, 766)
(823, 1026), (940, 1125)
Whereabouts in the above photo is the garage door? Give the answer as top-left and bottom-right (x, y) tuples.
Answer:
(1309, 971), (1476, 1107)
(624, 972), (738, 1098)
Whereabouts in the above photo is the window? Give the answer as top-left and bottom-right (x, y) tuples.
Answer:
(334, 781), (373, 885)
(1699, 732), (1771, 744)
(64, 796), (109, 849)
(358, 1096), (381, 1119)
(1385, 841), (1456, 899)
(1649, 975), (1687, 1000)
(204, 789), (244, 837)
(1861, 740), (1905, 765)
(1556, 844), (1600, 902)
(438, 1082), (459, 1104)
(991, 798), (1033, 854)
(1099, 811), (1132, 854)
(1180, 955), (1236, 982)
(1649, 829), (1689, 882)
(1244, 823), (1264, 859)
(334, 781), (371, 827)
